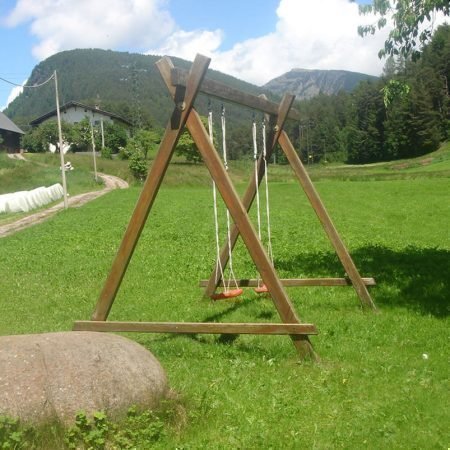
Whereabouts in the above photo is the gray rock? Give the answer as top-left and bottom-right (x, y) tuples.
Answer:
(0, 331), (167, 424)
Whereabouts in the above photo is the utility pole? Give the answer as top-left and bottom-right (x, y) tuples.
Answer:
(54, 70), (68, 209)
(100, 118), (105, 150)
(90, 122), (98, 182)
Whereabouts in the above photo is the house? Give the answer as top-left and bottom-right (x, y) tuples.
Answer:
(29, 101), (132, 128)
(0, 111), (25, 153)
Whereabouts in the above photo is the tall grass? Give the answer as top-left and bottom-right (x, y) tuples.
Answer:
(0, 169), (448, 448)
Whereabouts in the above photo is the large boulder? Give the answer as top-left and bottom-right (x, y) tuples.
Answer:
(0, 331), (167, 424)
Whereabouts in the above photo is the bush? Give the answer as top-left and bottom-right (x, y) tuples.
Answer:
(65, 408), (170, 449)
(21, 121), (74, 153)
(101, 146), (112, 159)
(129, 153), (148, 181)
(0, 415), (36, 449)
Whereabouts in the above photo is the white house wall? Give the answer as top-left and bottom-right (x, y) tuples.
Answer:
(44, 106), (115, 125)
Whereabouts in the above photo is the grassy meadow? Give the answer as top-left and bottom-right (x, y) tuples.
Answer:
(0, 146), (449, 448)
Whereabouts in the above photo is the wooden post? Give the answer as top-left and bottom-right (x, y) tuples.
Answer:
(90, 54), (211, 321)
(186, 108), (316, 359)
(90, 122), (98, 183)
(54, 70), (68, 209)
(278, 130), (377, 310)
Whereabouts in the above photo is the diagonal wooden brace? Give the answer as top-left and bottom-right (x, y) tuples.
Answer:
(91, 54), (211, 321)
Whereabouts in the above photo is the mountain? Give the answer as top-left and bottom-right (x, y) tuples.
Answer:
(263, 68), (378, 100)
(4, 48), (377, 131)
(4, 48), (269, 130)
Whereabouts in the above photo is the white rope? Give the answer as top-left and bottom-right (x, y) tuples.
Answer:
(262, 120), (274, 265)
(221, 107), (239, 290)
(253, 119), (274, 288)
(253, 119), (264, 288)
(208, 111), (226, 289)
(253, 120), (262, 241)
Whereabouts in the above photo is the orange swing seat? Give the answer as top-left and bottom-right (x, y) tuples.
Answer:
(210, 288), (244, 301)
(254, 284), (268, 294)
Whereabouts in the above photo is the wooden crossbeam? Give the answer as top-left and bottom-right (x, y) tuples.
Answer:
(171, 67), (301, 121)
(199, 278), (376, 287)
(73, 321), (318, 335)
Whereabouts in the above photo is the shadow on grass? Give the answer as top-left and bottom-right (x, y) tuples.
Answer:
(275, 245), (449, 317)
(143, 297), (283, 355)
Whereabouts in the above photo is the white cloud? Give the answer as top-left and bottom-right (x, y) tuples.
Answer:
(4, 0), (447, 90)
(207, 0), (448, 85)
(207, 0), (391, 85)
(6, 0), (176, 60)
(147, 29), (223, 60)
(143, 0), (392, 85)
(1, 80), (27, 111)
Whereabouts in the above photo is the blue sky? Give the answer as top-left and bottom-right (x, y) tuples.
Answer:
(0, 0), (387, 111)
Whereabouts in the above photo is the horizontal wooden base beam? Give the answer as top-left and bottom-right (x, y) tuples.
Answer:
(73, 321), (318, 335)
(199, 277), (376, 288)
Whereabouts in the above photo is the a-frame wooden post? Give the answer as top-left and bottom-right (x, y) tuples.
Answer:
(74, 54), (318, 360)
(277, 131), (377, 310)
(87, 54), (211, 322)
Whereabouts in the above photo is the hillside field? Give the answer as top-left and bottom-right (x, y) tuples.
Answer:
(0, 149), (449, 448)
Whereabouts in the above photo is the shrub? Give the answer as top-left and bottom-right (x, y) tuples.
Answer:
(129, 153), (148, 181)
(101, 146), (112, 159)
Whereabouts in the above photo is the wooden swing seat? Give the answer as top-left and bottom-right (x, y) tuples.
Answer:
(210, 288), (244, 301)
(254, 284), (268, 294)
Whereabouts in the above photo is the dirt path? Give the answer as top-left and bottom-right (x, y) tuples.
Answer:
(0, 173), (128, 238)
(8, 153), (27, 161)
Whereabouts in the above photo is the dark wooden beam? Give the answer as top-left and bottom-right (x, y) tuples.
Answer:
(171, 67), (301, 121)
(200, 278), (376, 287)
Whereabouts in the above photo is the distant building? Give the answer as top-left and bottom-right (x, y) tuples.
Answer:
(29, 101), (132, 128)
(0, 111), (25, 153)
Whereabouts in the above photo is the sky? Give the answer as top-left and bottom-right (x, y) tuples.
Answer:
(0, 0), (442, 112)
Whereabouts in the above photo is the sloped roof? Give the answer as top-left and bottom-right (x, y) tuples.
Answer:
(0, 111), (24, 134)
(29, 101), (132, 126)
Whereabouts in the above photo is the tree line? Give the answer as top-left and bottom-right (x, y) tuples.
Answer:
(291, 24), (449, 164)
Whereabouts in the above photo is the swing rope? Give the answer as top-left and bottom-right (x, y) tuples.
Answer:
(208, 109), (225, 289)
(252, 118), (263, 243)
(221, 106), (240, 291)
(253, 118), (274, 293)
(208, 105), (242, 300)
(262, 119), (274, 265)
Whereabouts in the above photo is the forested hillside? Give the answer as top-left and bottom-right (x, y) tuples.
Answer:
(290, 24), (450, 164)
(4, 49), (268, 133)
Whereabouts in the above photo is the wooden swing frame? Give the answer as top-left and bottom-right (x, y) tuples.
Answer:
(74, 54), (376, 359)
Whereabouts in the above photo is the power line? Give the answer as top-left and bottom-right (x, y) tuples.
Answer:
(0, 74), (55, 89)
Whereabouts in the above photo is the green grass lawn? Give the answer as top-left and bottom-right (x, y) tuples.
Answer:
(0, 150), (448, 448)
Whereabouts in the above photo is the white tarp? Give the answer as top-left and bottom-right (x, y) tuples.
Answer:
(0, 183), (64, 214)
